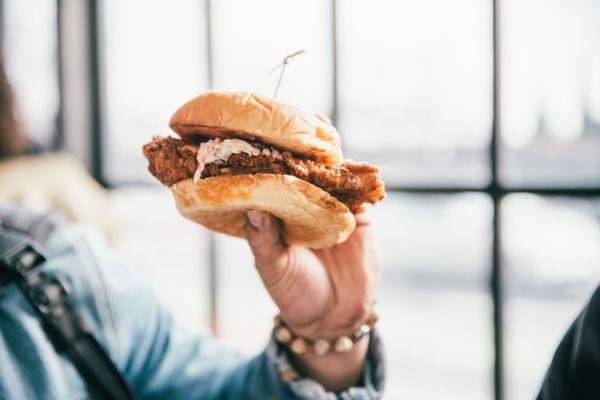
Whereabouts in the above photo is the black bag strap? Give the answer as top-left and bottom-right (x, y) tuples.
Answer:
(0, 214), (134, 400)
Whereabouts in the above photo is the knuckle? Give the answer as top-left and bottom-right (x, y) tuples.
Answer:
(340, 300), (370, 328)
(353, 300), (370, 320)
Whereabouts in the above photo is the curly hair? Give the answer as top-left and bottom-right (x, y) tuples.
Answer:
(0, 52), (28, 159)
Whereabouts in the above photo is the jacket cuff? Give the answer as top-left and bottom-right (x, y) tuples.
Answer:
(265, 329), (386, 399)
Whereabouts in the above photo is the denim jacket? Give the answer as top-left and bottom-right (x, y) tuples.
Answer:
(0, 208), (385, 399)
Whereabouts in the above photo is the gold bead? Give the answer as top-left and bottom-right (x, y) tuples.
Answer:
(279, 367), (300, 382)
(367, 313), (379, 326)
(354, 325), (370, 340)
(313, 339), (331, 356)
(358, 324), (371, 336)
(334, 336), (353, 353)
(290, 338), (307, 354)
(275, 327), (292, 343)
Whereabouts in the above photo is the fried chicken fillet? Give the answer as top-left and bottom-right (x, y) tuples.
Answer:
(143, 136), (385, 213)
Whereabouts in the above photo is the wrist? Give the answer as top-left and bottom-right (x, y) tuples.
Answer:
(289, 336), (369, 392)
(270, 329), (386, 395)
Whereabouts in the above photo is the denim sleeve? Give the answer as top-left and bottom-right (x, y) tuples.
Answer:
(92, 240), (385, 399)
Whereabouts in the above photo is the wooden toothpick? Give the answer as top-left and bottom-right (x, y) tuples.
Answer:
(270, 49), (306, 98)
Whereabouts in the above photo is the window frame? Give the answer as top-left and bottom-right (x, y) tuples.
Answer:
(53, 1), (600, 399)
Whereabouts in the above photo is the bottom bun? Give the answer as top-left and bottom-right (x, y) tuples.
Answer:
(171, 174), (356, 248)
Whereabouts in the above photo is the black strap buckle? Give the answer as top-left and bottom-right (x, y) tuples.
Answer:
(29, 275), (71, 316)
(0, 232), (45, 279)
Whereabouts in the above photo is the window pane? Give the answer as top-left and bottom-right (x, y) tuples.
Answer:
(504, 195), (600, 399)
(217, 194), (494, 398)
(215, 233), (277, 353)
(338, 0), (492, 186)
(500, 0), (600, 187)
(372, 193), (493, 399)
(3, 0), (59, 146)
(211, 0), (332, 116)
(111, 187), (210, 332)
(103, 0), (208, 184)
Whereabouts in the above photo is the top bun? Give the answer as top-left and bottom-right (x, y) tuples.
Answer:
(169, 91), (343, 165)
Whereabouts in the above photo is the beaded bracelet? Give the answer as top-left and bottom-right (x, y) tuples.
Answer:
(274, 312), (378, 356)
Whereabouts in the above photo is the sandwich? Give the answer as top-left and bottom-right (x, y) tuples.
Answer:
(142, 91), (385, 248)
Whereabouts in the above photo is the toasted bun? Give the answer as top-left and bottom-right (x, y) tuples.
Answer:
(169, 91), (343, 165)
(171, 174), (355, 249)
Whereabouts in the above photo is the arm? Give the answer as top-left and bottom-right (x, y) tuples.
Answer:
(97, 254), (284, 399)
(244, 210), (383, 393)
(99, 244), (384, 399)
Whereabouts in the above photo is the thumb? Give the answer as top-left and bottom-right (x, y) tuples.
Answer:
(245, 211), (288, 280)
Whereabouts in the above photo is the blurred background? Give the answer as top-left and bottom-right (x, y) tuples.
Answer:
(1, 0), (599, 399)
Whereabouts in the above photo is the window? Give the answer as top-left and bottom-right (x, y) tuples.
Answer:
(338, 0), (492, 187)
(2, 0), (60, 147)
(102, 0), (209, 184)
(373, 193), (493, 399)
(210, 0), (332, 114)
(500, 0), (600, 187)
(101, 0), (211, 330)
(6, 1), (597, 399)
(111, 187), (211, 333)
(504, 195), (600, 399)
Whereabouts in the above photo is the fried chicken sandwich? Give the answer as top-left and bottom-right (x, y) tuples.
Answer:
(143, 91), (385, 248)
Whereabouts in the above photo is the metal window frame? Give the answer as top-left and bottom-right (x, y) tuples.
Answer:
(204, 0), (219, 337)
(53, 1), (600, 400)
(86, 0), (105, 186)
(53, 0), (65, 151)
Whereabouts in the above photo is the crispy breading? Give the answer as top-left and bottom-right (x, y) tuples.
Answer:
(142, 137), (385, 213)
(143, 137), (198, 187)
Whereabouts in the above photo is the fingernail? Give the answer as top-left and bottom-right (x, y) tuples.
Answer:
(316, 113), (332, 124)
(246, 211), (264, 229)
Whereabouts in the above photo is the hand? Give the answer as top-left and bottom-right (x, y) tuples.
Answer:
(245, 210), (382, 391)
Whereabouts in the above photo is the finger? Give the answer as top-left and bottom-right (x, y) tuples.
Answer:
(354, 210), (372, 228)
(328, 210), (380, 314)
(245, 211), (288, 276)
(352, 211), (381, 277)
(315, 113), (332, 124)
